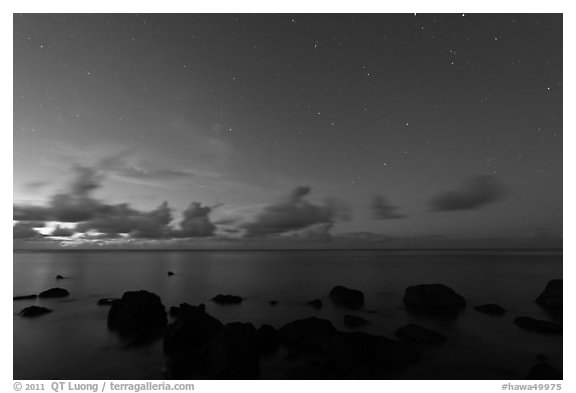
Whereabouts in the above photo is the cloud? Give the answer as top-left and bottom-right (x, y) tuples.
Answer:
(14, 166), (217, 239)
(13, 221), (44, 239)
(370, 195), (406, 219)
(242, 186), (349, 237)
(14, 166), (104, 223)
(76, 201), (175, 239)
(429, 175), (507, 212)
(172, 202), (216, 238)
(50, 225), (76, 237)
(14, 205), (51, 221)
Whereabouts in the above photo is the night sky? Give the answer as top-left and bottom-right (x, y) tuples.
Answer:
(13, 14), (562, 248)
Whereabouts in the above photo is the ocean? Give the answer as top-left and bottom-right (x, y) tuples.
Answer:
(13, 249), (562, 379)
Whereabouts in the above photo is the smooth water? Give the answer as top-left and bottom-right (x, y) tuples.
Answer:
(13, 250), (562, 379)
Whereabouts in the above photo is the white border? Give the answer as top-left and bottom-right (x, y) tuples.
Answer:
(5, 2), (571, 392)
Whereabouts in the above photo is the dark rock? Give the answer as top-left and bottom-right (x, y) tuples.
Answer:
(526, 363), (562, 380)
(164, 303), (223, 355)
(38, 287), (70, 298)
(324, 331), (420, 375)
(535, 279), (562, 312)
(329, 285), (364, 307)
(13, 294), (37, 300)
(307, 299), (322, 309)
(257, 324), (281, 355)
(403, 283), (465, 313)
(56, 275), (65, 280)
(279, 317), (337, 350)
(395, 323), (446, 343)
(169, 305), (181, 317)
(269, 300), (278, 306)
(285, 361), (339, 379)
(167, 322), (259, 379)
(343, 314), (369, 328)
(107, 290), (167, 334)
(536, 353), (549, 362)
(19, 306), (52, 317)
(514, 316), (562, 334)
(97, 298), (120, 306)
(212, 294), (243, 305)
(167, 271), (175, 276)
(474, 303), (506, 315)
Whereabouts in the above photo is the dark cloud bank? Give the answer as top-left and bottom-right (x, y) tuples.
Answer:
(13, 166), (217, 239)
(429, 175), (507, 212)
(13, 169), (527, 248)
(13, 168), (351, 242)
(242, 186), (349, 237)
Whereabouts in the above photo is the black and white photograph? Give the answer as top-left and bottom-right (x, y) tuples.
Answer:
(12, 9), (564, 383)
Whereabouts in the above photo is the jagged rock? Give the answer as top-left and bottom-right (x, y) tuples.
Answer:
(164, 303), (223, 355)
(212, 294), (243, 305)
(107, 290), (167, 334)
(167, 322), (259, 379)
(19, 306), (52, 317)
(403, 284), (465, 313)
(535, 279), (562, 312)
(329, 285), (364, 307)
(514, 316), (562, 334)
(97, 298), (120, 306)
(526, 363), (563, 379)
(343, 314), (369, 328)
(257, 324), (281, 355)
(38, 287), (70, 298)
(279, 317), (337, 350)
(395, 323), (446, 343)
(13, 294), (37, 300)
(307, 299), (322, 309)
(474, 304), (506, 315)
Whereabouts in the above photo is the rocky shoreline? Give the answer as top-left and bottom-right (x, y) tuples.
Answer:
(15, 280), (563, 380)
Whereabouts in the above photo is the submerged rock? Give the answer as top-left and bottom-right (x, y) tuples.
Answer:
(395, 323), (446, 343)
(164, 303), (223, 355)
(475, 304), (506, 315)
(13, 294), (37, 300)
(535, 279), (562, 313)
(38, 287), (70, 298)
(107, 290), (167, 334)
(279, 317), (337, 350)
(167, 322), (259, 379)
(257, 324), (281, 355)
(97, 298), (120, 306)
(307, 299), (322, 309)
(343, 314), (369, 328)
(329, 285), (364, 307)
(526, 363), (562, 379)
(19, 306), (52, 317)
(212, 294), (243, 305)
(403, 284), (465, 313)
(514, 316), (562, 334)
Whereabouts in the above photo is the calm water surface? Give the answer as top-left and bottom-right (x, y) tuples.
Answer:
(13, 250), (562, 379)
